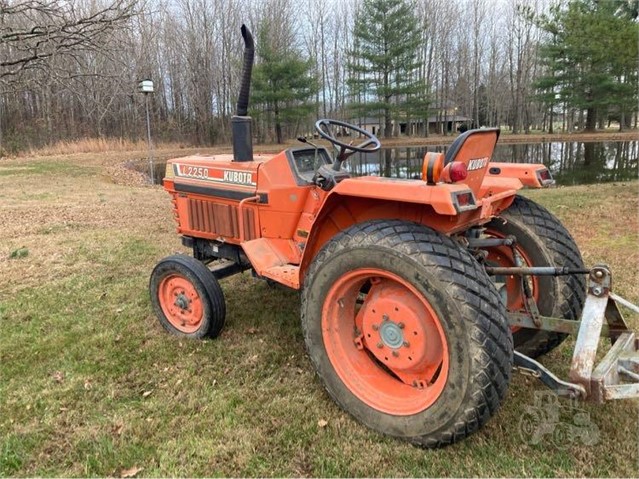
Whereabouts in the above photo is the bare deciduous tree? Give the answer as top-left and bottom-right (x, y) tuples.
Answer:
(0, 0), (138, 80)
(0, 0), (633, 156)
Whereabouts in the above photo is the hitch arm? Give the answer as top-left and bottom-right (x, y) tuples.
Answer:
(484, 266), (591, 276)
(511, 264), (639, 403)
(514, 351), (586, 399)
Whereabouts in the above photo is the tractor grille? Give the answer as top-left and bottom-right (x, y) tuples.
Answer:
(187, 198), (256, 240)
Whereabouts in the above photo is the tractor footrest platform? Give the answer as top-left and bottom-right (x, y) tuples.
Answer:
(262, 265), (300, 289)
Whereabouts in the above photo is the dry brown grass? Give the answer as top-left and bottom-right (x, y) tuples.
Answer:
(21, 138), (190, 157)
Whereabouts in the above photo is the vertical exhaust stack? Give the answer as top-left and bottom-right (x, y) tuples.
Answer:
(232, 24), (255, 162)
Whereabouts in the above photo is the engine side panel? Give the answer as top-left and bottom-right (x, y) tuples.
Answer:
(164, 154), (269, 243)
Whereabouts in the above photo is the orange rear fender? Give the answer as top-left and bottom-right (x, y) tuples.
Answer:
(332, 176), (472, 215)
(295, 181), (520, 284)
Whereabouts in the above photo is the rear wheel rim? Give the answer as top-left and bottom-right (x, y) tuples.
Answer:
(321, 268), (449, 416)
(483, 231), (539, 309)
(158, 274), (204, 333)
(483, 229), (539, 332)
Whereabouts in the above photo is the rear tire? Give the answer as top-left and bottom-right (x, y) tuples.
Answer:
(485, 195), (586, 358)
(150, 254), (226, 339)
(301, 220), (513, 448)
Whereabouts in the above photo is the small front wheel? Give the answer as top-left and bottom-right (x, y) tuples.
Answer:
(150, 254), (226, 339)
(302, 220), (513, 448)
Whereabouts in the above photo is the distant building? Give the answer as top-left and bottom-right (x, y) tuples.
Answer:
(426, 114), (473, 135)
(351, 101), (472, 137)
(352, 117), (384, 136)
(426, 99), (473, 135)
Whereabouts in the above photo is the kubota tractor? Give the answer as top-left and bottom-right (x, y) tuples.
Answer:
(150, 25), (639, 448)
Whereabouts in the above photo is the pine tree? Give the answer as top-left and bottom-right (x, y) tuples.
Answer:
(251, 30), (318, 144)
(534, 0), (639, 131)
(349, 0), (426, 138)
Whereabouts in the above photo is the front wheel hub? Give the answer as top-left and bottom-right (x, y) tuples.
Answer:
(174, 293), (190, 310)
(157, 275), (203, 333)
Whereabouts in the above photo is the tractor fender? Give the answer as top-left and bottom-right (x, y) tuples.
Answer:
(330, 176), (474, 215)
(297, 183), (475, 283)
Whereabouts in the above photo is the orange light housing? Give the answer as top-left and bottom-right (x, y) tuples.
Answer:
(422, 152), (445, 185)
(441, 161), (468, 183)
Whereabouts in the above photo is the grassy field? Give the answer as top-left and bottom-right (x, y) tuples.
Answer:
(0, 150), (638, 477)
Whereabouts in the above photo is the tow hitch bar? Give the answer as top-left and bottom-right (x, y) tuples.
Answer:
(503, 264), (639, 402)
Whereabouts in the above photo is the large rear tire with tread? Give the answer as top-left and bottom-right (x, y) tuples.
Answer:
(301, 220), (513, 448)
(485, 195), (586, 358)
(150, 254), (226, 339)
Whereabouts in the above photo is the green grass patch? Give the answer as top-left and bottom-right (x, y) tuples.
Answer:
(0, 160), (97, 178)
(8, 247), (29, 259)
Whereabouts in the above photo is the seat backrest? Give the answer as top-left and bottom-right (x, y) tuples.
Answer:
(444, 128), (500, 194)
(445, 128), (500, 164)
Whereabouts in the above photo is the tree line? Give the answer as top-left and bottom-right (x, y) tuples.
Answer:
(0, 0), (637, 154)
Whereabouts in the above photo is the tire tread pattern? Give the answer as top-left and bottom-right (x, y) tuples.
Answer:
(301, 220), (513, 448)
(501, 196), (586, 357)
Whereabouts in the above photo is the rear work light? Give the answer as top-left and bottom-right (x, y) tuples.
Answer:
(536, 168), (555, 187)
(441, 161), (468, 183)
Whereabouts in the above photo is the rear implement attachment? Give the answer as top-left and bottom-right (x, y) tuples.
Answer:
(493, 264), (639, 402)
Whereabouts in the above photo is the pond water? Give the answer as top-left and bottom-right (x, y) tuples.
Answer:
(348, 141), (638, 186)
(147, 140), (638, 186)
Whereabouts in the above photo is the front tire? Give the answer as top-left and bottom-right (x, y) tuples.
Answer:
(301, 220), (513, 448)
(150, 254), (226, 339)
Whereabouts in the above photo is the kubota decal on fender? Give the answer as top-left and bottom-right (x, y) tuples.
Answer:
(468, 157), (489, 171)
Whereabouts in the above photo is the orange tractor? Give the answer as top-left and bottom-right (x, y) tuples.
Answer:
(150, 25), (639, 448)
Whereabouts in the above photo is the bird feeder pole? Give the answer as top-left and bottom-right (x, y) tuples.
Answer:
(138, 79), (155, 184)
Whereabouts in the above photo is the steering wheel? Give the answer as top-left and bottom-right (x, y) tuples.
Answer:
(315, 119), (381, 171)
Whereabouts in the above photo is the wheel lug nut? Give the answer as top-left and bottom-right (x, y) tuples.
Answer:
(392, 351), (399, 358)
(382, 314), (389, 321)
(377, 342), (384, 349)
(403, 341), (410, 348)
(398, 322), (405, 329)
(372, 324), (379, 331)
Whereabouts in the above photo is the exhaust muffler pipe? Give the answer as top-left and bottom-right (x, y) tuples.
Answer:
(232, 24), (254, 162)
